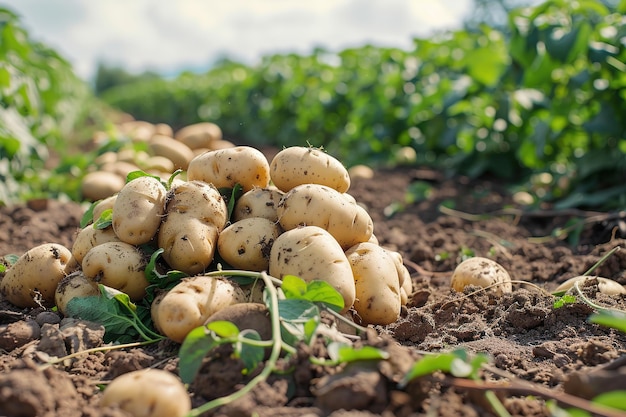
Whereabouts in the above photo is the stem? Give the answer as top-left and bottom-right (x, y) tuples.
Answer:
(187, 272), (284, 416)
(484, 390), (511, 417)
(582, 246), (621, 276)
(203, 269), (283, 287)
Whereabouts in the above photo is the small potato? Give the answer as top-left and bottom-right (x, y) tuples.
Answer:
(174, 122), (223, 150)
(277, 184), (373, 250)
(269, 226), (355, 312)
(451, 257), (512, 295)
(100, 161), (142, 179)
(345, 242), (402, 325)
(92, 195), (117, 222)
(187, 146), (270, 192)
(217, 217), (282, 271)
(348, 164), (374, 180)
(554, 276), (626, 295)
(0, 243), (77, 308)
(270, 146), (350, 193)
(71, 225), (121, 264)
(82, 242), (149, 300)
(149, 134), (195, 170)
(158, 181), (228, 275)
(152, 276), (246, 343)
(112, 176), (167, 245)
(233, 187), (284, 222)
(141, 155), (175, 173)
(55, 271), (99, 316)
(99, 369), (191, 417)
(208, 139), (235, 150)
(118, 120), (156, 142)
(81, 171), (125, 201)
(154, 122), (174, 138)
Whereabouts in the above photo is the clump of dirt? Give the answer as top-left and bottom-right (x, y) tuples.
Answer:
(0, 165), (625, 416)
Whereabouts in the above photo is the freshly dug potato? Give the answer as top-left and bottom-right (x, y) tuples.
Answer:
(174, 122), (222, 150)
(217, 217), (282, 271)
(99, 369), (191, 417)
(554, 276), (626, 295)
(277, 184), (373, 250)
(71, 225), (121, 264)
(112, 176), (167, 245)
(92, 195), (117, 222)
(149, 134), (195, 170)
(0, 243), (77, 308)
(187, 146), (270, 192)
(451, 257), (512, 295)
(152, 275), (246, 343)
(81, 171), (125, 201)
(345, 242), (402, 325)
(55, 271), (99, 315)
(81, 242), (150, 300)
(269, 226), (355, 312)
(141, 155), (175, 173)
(270, 146), (350, 193)
(158, 181), (228, 275)
(388, 249), (413, 305)
(100, 161), (141, 179)
(233, 187), (284, 222)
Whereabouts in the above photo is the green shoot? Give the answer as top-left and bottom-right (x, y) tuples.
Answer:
(93, 208), (113, 229)
(80, 201), (98, 227)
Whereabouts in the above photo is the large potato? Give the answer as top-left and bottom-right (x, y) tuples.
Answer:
(174, 122), (222, 150)
(81, 171), (125, 201)
(277, 184), (373, 250)
(270, 146), (350, 193)
(451, 257), (512, 295)
(152, 276), (246, 343)
(99, 369), (191, 417)
(187, 146), (270, 192)
(0, 243), (77, 308)
(112, 176), (167, 245)
(345, 243), (402, 325)
(269, 226), (355, 312)
(71, 225), (121, 264)
(217, 217), (282, 271)
(158, 181), (228, 275)
(233, 187), (284, 222)
(82, 242), (150, 300)
(149, 134), (195, 170)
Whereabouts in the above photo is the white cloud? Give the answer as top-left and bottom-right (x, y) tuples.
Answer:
(6, 0), (471, 80)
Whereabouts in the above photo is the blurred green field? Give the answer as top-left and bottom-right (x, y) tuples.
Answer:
(1, 0), (625, 209)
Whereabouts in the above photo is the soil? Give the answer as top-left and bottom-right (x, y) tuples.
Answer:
(1, 165), (626, 417)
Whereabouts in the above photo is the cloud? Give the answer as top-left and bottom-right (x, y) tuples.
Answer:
(6, 0), (470, 80)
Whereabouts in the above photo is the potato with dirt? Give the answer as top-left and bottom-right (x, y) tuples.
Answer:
(270, 146), (351, 192)
(233, 187), (284, 222)
(187, 146), (270, 192)
(345, 242), (402, 325)
(71, 225), (121, 264)
(151, 275), (246, 343)
(158, 180), (228, 275)
(81, 241), (150, 300)
(0, 243), (77, 308)
(277, 183), (373, 250)
(269, 225), (355, 312)
(554, 275), (626, 295)
(451, 256), (512, 295)
(99, 368), (191, 417)
(55, 271), (100, 315)
(111, 176), (167, 246)
(217, 217), (282, 271)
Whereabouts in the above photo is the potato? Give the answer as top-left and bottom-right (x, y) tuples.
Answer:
(154, 122), (174, 138)
(270, 146), (350, 193)
(0, 243), (77, 308)
(208, 139), (235, 150)
(81, 171), (125, 201)
(277, 184), (374, 250)
(92, 195), (117, 222)
(388, 249), (413, 305)
(152, 275), (246, 343)
(99, 369), (191, 417)
(187, 146), (270, 192)
(174, 122), (222, 150)
(554, 276), (626, 295)
(345, 242), (402, 325)
(94, 151), (118, 166)
(112, 176), (167, 245)
(158, 181), (228, 275)
(451, 257), (512, 295)
(82, 242), (150, 300)
(118, 120), (156, 142)
(100, 161), (141, 179)
(71, 225), (121, 264)
(204, 303), (272, 341)
(55, 270), (99, 316)
(269, 226), (355, 312)
(217, 217), (282, 271)
(149, 134), (195, 170)
(233, 187), (284, 222)
(140, 155), (175, 173)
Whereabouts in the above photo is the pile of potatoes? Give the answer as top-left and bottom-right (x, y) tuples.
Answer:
(1, 140), (415, 345)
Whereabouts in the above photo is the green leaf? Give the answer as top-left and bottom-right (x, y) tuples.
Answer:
(80, 201), (97, 228)
(553, 294), (577, 308)
(281, 275), (344, 312)
(588, 309), (626, 333)
(238, 330), (263, 373)
(178, 326), (223, 384)
(592, 390), (626, 411)
(93, 208), (113, 229)
(327, 342), (389, 364)
(126, 170), (161, 183)
(277, 298), (320, 345)
(400, 352), (457, 386)
(207, 320), (240, 338)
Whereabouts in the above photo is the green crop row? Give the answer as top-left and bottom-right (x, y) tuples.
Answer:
(102, 0), (626, 209)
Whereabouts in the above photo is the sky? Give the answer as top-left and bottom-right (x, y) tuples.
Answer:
(6, 0), (472, 81)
